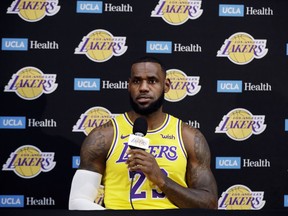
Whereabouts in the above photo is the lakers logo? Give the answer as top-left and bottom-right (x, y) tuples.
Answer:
(2, 145), (56, 179)
(151, 0), (203, 25)
(73, 106), (118, 135)
(4, 66), (58, 100)
(217, 32), (268, 65)
(75, 29), (128, 62)
(7, 0), (61, 22)
(165, 69), (201, 102)
(215, 108), (266, 141)
(218, 184), (265, 210)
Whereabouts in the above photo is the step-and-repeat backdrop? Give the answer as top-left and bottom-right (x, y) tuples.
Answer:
(0, 0), (288, 211)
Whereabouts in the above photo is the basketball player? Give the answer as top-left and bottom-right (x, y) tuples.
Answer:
(69, 56), (218, 210)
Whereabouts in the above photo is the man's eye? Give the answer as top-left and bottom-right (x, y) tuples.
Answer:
(133, 80), (140, 84)
(149, 80), (156, 84)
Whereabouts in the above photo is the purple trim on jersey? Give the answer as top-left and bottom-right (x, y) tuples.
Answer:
(177, 119), (187, 158)
(148, 114), (170, 134)
(123, 112), (133, 126)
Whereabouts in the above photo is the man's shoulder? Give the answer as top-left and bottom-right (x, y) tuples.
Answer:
(88, 119), (115, 138)
(181, 121), (201, 138)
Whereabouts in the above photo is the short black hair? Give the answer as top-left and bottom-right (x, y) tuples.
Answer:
(131, 56), (166, 73)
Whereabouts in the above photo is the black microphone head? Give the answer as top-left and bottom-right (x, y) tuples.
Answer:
(133, 117), (148, 136)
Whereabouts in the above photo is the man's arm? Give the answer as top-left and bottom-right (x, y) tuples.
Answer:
(126, 123), (218, 209)
(69, 121), (113, 210)
(161, 124), (218, 208)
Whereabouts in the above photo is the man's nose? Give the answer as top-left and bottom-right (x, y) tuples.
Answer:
(139, 81), (149, 91)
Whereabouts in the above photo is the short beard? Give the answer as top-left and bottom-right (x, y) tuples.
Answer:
(129, 91), (165, 115)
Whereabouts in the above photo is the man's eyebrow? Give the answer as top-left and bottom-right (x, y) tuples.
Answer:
(132, 75), (158, 79)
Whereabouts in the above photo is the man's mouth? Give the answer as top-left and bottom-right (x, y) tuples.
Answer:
(137, 96), (151, 103)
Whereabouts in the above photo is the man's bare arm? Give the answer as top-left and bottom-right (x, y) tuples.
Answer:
(158, 125), (218, 208)
(69, 121), (113, 210)
(79, 120), (113, 174)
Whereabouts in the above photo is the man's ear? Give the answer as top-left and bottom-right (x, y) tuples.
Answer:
(164, 78), (171, 93)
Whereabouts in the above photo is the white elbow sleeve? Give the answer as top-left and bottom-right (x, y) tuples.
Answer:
(69, 169), (105, 210)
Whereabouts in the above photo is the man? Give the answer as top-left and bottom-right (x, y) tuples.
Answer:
(69, 56), (218, 210)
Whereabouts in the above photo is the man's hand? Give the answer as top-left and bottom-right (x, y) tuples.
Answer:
(126, 149), (166, 187)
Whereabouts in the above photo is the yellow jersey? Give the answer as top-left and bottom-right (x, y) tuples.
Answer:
(103, 113), (187, 209)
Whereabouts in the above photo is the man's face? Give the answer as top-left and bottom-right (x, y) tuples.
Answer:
(128, 62), (170, 115)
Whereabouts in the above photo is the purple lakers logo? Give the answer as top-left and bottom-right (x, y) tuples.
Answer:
(151, 0), (203, 25)
(7, 0), (61, 22)
(75, 29), (128, 62)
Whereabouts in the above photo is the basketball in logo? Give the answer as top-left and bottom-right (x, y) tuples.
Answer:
(151, 0), (203, 25)
(14, 146), (42, 178)
(86, 30), (114, 62)
(228, 33), (255, 65)
(7, 0), (61, 22)
(16, 67), (44, 100)
(226, 109), (253, 140)
(224, 185), (252, 210)
(162, 0), (189, 25)
(18, 0), (47, 21)
(165, 69), (188, 102)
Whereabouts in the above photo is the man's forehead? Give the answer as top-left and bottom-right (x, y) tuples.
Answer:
(131, 62), (163, 76)
(131, 69), (162, 79)
(132, 61), (160, 69)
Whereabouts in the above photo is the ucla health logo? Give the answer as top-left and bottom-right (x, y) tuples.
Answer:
(4, 67), (58, 100)
(217, 80), (242, 93)
(1, 38), (28, 51)
(76, 1), (102, 13)
(146, 41), (172, 53)
(219, 4), (244, 17)
(0, 195), (24, 208)
(75, 29), (127, 62)
(165, 69), (201, 102)
(215, 108), (266, 141)
(284, 195), (288, 207)
(151, 0), (203, 25)
(0, 116), (26, 129)
(217, 32), (268, 65)
(285, 119), (288, 132)
(218, 185), (265, 210)
(216, 157), (241, 169)
(7, 0), (60, 22)
(72, 156), (80, 168)
(73, 106), (118, 135)
(74, 78), (100, 91)
(2, 145), (56, 179)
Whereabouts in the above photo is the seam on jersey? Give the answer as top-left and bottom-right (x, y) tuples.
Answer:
(178, 120), (188, 158)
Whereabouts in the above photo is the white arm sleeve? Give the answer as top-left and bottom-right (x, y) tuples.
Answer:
(69, 169), (105, 210)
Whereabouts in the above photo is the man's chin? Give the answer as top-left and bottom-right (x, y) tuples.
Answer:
(133, 106), (152, 115)
(130, 93), (164, 115)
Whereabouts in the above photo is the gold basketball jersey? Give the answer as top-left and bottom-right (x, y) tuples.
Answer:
(103, 113), (187, 209)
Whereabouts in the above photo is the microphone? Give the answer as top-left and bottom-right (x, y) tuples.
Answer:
(128, 117), (149, 150)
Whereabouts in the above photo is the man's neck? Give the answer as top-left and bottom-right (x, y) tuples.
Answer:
(127, 111), (167, 130)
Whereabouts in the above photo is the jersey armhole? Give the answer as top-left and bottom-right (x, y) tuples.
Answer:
(178, 120), (188, 158)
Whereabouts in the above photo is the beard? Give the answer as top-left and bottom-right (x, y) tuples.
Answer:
(129, 91), (165, 115)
